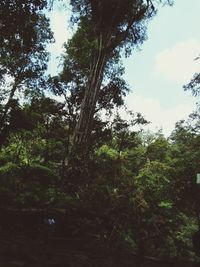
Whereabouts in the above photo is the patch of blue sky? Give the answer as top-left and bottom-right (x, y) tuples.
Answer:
(123, 0), (199, 135)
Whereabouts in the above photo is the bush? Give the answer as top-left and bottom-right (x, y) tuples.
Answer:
(0, 163), (59, 207)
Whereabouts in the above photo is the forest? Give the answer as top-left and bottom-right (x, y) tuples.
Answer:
(0, 0), (200, 266)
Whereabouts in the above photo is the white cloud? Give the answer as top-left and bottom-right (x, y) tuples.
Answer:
(123, 93), (195, 136)
(154, 39), (200, 84)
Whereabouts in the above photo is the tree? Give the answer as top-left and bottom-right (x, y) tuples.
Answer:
(169, 118), (200, 213)
(50, 25), (130, 154)
(0, 0), (53, 148)
(68, 0), (173, 157)
(146, 134), (170, 162)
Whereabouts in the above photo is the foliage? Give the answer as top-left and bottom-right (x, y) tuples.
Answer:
(184, 72), (200, 97)
(1, 1), (200, 265)
(68, 0), (173, 152)
(0, 0), (53, 148)
(0, 97), (199, 261)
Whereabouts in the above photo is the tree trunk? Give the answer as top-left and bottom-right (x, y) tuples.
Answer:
(0, 81), (19, 148)
(72, 34), (107, 158)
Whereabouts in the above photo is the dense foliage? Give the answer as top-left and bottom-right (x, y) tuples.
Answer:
(0, 0), (199, 266)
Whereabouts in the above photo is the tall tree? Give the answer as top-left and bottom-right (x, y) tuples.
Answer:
(0, 0), (53, 147)
(51, 31), (130, 151)
(69, 0), (173, 157)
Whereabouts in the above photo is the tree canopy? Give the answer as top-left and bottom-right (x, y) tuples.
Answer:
(68, 0), (173, 156)
(0, 0), (53, 147)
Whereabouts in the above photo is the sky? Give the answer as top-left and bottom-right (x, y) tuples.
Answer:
(47, 0), (200, 136)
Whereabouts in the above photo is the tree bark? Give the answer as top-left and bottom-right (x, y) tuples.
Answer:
(72, 34), (107, 158)
(0, 81), (19, 148)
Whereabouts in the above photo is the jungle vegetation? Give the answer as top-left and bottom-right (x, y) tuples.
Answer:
(0, 0), (200, 266)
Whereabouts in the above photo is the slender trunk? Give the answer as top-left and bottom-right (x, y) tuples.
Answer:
(0, 84), (17, 130)
(0, 82), (19, 148)
(72, 34), (107, 157)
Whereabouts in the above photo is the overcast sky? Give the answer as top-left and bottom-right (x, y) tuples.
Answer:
(47, 0), (200, 136)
